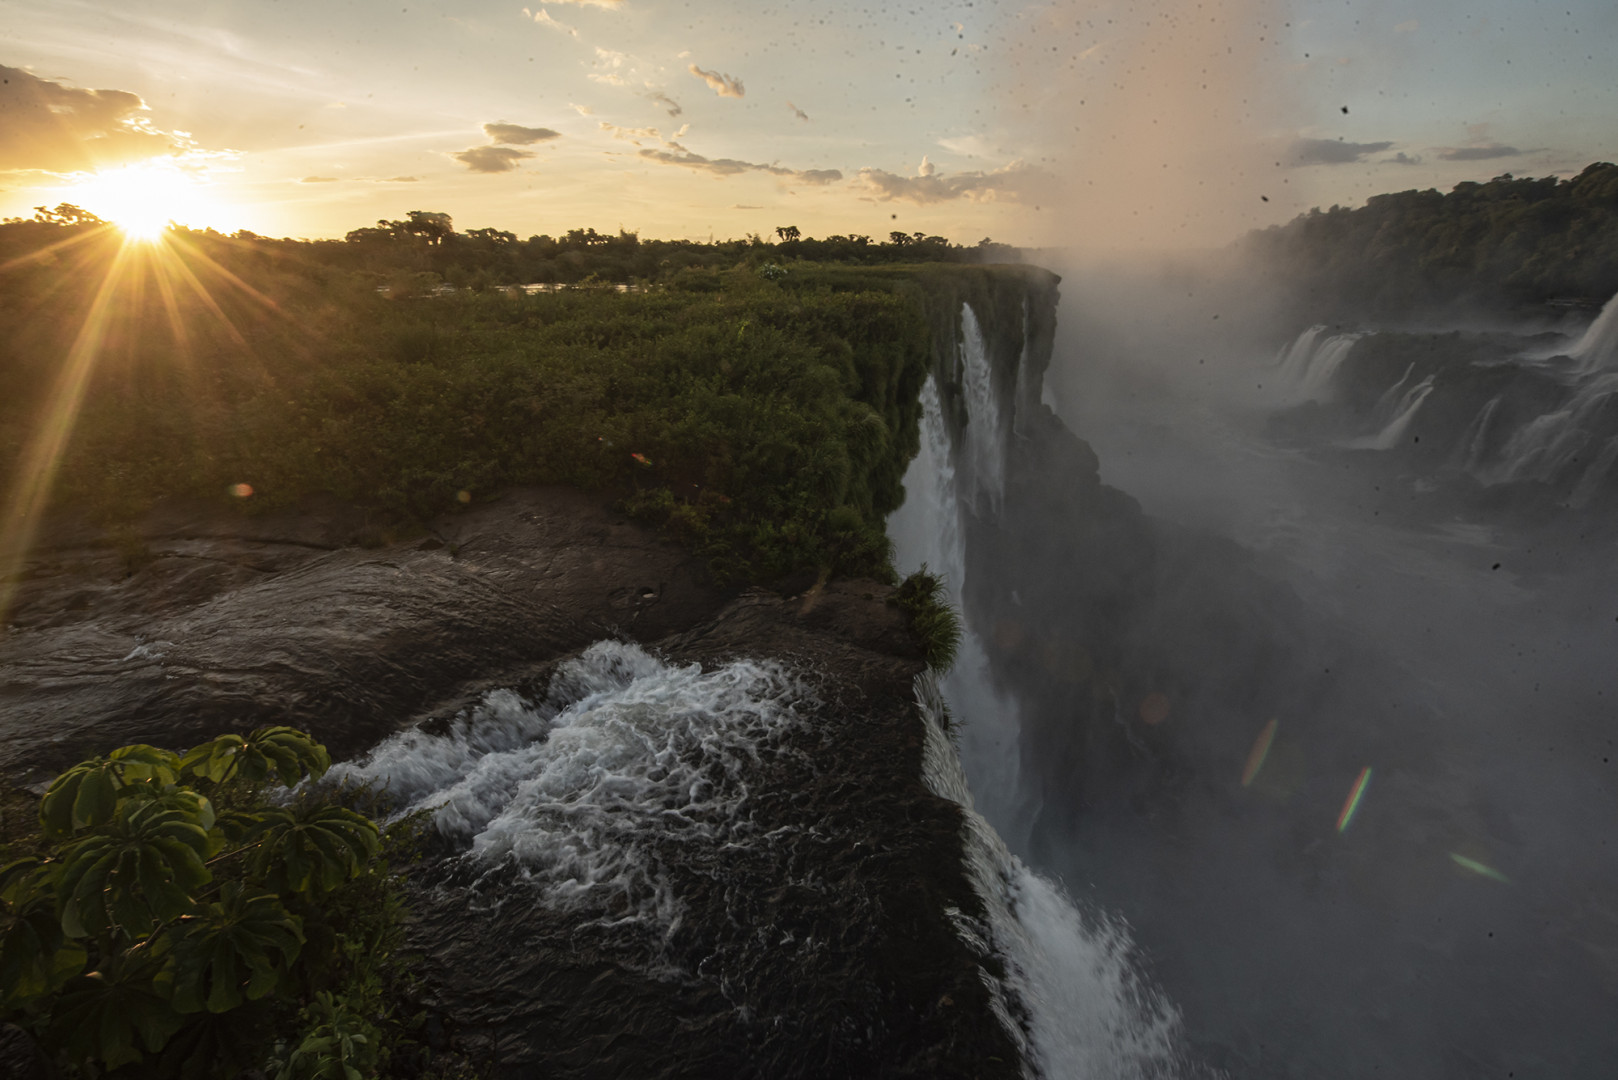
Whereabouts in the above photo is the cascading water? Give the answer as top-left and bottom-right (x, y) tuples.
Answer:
(1484, 372), (1618, 489)
(1347, 374), (1435, 451)
(330, 640), (808, 931)
(916, 677), (1183, 1080)
(1569, 289), (1618, 374)
(889, 302), (1187, 1079)
(1275, 325), (1365, 402)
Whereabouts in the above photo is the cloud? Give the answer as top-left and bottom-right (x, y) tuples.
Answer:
(300, 175), (339, 183)
(1387, 152), (1422, 166)
(937, 134), (994, 158)
(0, 64), (184, 172)
(1288, 137), (1395, 166)
(600, 121), (659, 142)
(854, 159), (1050, 204)
(1439, 144), (1522, 161)
(570, 103), (594, 116)
(525, 8), (578, 35)
(638, 142), (840, 185)
(542, 0), (622, 6)
(453, 145), (535, 173)
(787, 101), (809, 122)
(917, 155), (936, 178)
(381, 175), (419, 182)
(645, 90), (683, 117)
(688, 64), (744, 98)
(483, 122), (561, 145)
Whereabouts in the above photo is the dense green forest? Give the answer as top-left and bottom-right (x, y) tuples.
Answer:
(0, 213), (1026, 587)
(1245, 161), (1618, 316)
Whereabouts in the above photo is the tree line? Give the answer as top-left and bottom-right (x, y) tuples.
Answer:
(1245, 161), (1618, 318)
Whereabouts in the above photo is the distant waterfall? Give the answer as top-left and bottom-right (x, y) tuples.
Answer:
(890, 302), (1187, 1079)
(1347, 375), (1435, 451)
(1486, 372), (1618, 491)
(1276, 325), (1366, 402)
(1570, 291), (1618, 374)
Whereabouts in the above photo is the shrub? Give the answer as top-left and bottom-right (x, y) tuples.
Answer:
(0, 727), (423, 1077)
(892, 567), (962, 670)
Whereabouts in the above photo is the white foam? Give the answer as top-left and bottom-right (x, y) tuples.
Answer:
(917, 677), (1184, 1080)
(332, 640), (809, 927)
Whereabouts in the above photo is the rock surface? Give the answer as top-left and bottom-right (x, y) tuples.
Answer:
(0, 487), (1022, 1078)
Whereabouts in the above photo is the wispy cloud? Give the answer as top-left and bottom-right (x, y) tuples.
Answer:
(453, 145), (535, 173)
(483, 122), (561, 145)
(299, 175), (339, 183)
(638, 141), (839, 185)
(570, 103), (595, 116)
(787, 101), (809, 122)
(523, 7), (578, 36)
(645, 89), (683, 117)
(600, 121), (660, 142)
(1288, 137), (1395, 166)
(855, 159), (1049, 204)
(688, 64), (745, 98)
(542, 0), (623, 6)
(381, 175), (420, 182)
(1438, 144), (1522, 161)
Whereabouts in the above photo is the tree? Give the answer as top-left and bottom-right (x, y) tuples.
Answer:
(775, 225), (801, 242)
(888, 231), (911, 246)
(401, 211), (454, 246)
(32, 204), (105, 227)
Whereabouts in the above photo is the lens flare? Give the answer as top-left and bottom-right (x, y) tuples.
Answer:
(1336, 766), (1372, 833)
(1449, 852), (1511, 884)
(1241, 717), (1277, 786)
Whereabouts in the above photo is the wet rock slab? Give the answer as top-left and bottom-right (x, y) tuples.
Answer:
(0, 487), (727, 782)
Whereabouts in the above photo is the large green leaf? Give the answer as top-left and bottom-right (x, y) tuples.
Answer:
(57, 800), (217, 940)
(39, 744), (181, 837)
(179, 726), (331, 788)
(0, 857), (86, 1009)
(159, 882), (304, 1014)
(241, 804), (381, 895)
(48, 949), (185, 1070)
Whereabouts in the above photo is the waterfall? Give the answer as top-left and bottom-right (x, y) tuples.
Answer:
(1454, 396), (1503, 473)
(1276, 325), (1365, 402)
(917, 677), (1184, 1080)
(1346, 375), (1434, 450)
(891, 302), (1186, 1079)
(961, 305), (1007, 506)
(1570, 290), (1618, 374)
(1486, 372), (1618, 486)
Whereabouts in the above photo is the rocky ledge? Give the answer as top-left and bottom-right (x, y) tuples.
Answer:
(0, 488), (1022, 1078)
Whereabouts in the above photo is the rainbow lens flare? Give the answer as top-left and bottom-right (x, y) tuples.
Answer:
(1336, 766), (1372, 832)
(1242, 718), (1278, 786)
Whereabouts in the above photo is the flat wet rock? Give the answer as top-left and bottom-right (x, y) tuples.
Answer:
(0, 487), (730, 782)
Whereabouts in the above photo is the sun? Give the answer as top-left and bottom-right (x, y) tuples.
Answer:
(65, 161), (234, 240)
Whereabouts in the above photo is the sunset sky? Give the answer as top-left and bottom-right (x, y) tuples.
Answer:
(3, 0), (1614, 248)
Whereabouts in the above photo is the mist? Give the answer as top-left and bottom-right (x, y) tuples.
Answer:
(902, 4), (1618, 1073)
